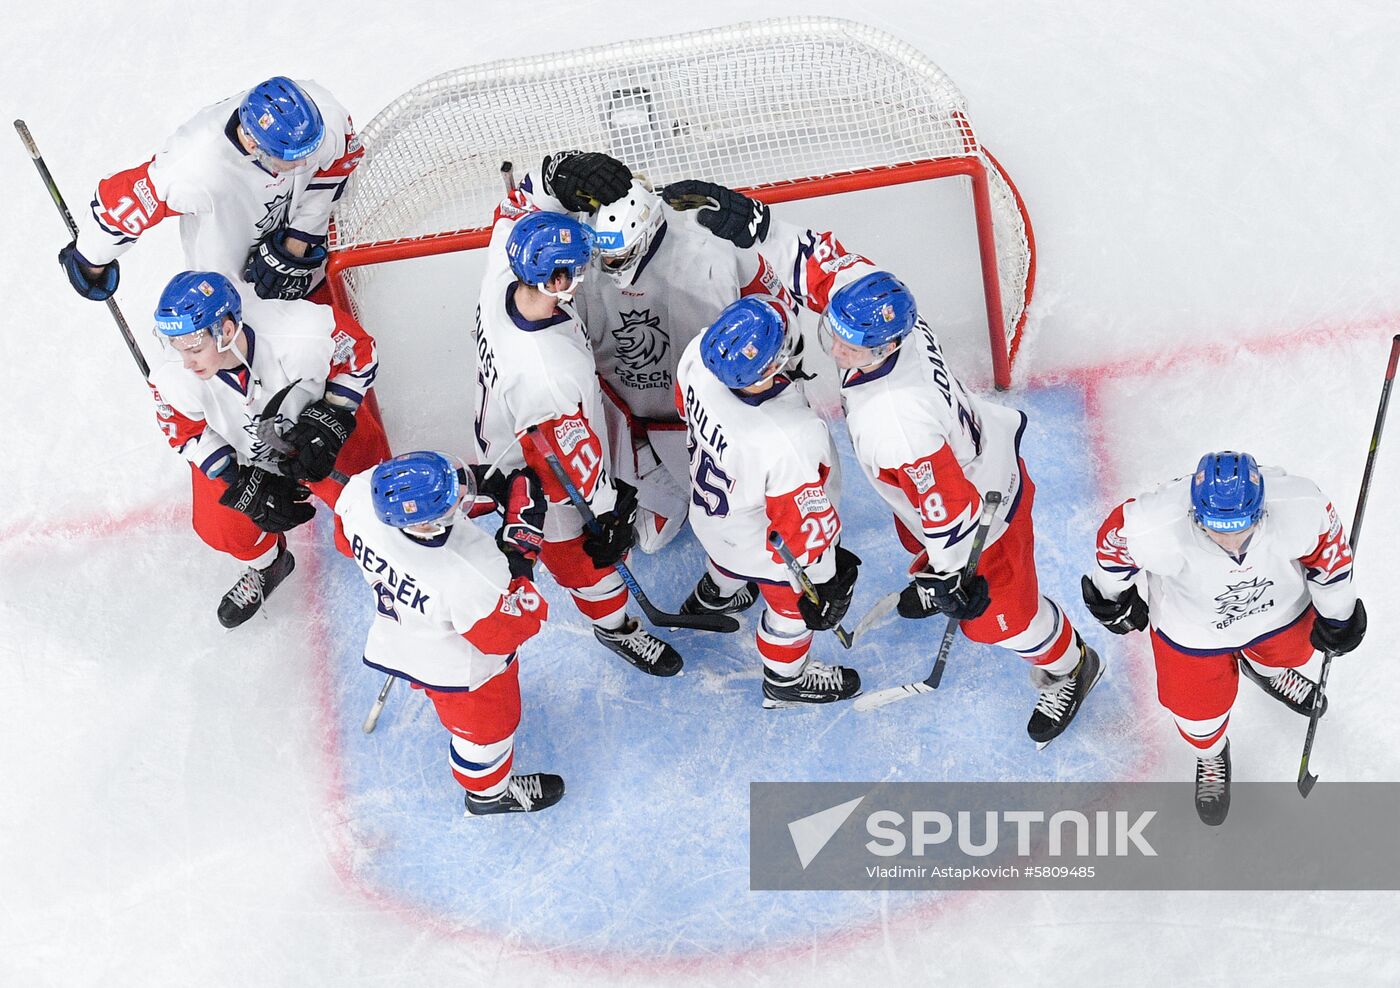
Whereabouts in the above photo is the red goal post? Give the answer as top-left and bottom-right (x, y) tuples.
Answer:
(327, 17), (1035, 390)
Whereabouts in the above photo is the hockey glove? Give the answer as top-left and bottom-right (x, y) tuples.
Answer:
(497, 469), (547, 580)
(1310, 599), (1367, 655)
(541, 150), (632, 213)
(281, 399), (357, 482)
(661, 180), (771, 249)
(1081, 575), (1149, 635)
(58, 241), (119, 301)
(218, 465), (316, 533)
(470, 463), (509, 508)
(797, 545), (861, 632)
(582, 479), (638, 569)
(898, 569), (991, 622)
(243, 230), (327, 301)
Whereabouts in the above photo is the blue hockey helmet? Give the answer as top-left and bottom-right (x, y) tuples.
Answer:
(154, 271), (242, 338)
(506, 212), (595, 292)
(1191, 451), (1265, 533)
(823, 271), (919, 349)
(239, 77), (324, 163)
(371, 451), (474, 529)
(700, 295), (794, 389)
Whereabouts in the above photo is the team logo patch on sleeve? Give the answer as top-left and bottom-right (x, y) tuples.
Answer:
(793, 485), (832, 516)
(331, 330), (356, 364)
(903, 461), (935, 494)
(552, 417), (589, 454)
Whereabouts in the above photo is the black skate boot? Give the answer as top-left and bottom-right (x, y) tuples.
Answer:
(1238, 659), (1327, 717)
(679, 573), (759, 624)
(762, 660), (862, 709)
(466, 773), (566, 816)
(217, 536), (296, 629)
(594, 617), (684, 677)
(1194, 740), (1232, 827)
(1027, 638), (1105, 749)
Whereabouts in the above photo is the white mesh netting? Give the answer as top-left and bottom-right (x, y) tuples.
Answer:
(330, 17), (1032, 369)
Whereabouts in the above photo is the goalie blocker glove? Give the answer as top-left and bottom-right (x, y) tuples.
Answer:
(541, 150), (632, 213)
(898, 568), (991, 622)
(582, 479), (638, 569)
(496, 468), (546, 580)
(282, 399), (356, 482)
(662, 180), (772, 249)
(218, 464), (316, 533)
(243, 230), (327, 301)
(1080, 576), (1149, 635)
(58, 241), (119, 301)
(797, 546), (861, 631)
(1310, 599), (1367, 655)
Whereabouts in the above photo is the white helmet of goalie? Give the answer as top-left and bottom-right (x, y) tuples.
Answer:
(591, 178), (665, 285)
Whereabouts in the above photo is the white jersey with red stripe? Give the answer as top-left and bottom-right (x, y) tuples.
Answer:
(840, 317), (1025, 575)
(470, 215), (617, 515)
(1089, 468), (1357, 652)
(148, 296), (379, 478)
(335, 471), (548, 691)
(675, 334), (842, 585)
(753, 216), (879, 316)
(74, 79), (362, 283)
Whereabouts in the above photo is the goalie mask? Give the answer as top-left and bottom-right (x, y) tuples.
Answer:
(591, 180), (665, 286)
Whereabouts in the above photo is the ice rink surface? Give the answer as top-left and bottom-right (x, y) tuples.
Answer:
(3, 2), (1400, 985)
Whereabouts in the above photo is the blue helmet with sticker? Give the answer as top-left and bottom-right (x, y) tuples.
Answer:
(506, 211), (595, 287)
(154, 271), (242, 337)
(699, 295), (793, 389)
(371, 451), (465, 528)
(1191, 451), (1265, 533)
(239, 77), (325, 162)
(824, 271), (918, 349)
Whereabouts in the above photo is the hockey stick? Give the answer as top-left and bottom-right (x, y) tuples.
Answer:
(15, 119), (150, 379)
(854, 491), (1003, 712)
(362, 673), (396, 734)
(767, 531), (854, 647)
(848, 590), (901, 645)
(1298, 333), (1398, 797)
(524, 427), (739, 632)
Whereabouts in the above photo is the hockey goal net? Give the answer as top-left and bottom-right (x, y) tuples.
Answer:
(328, 17), (1035, 389)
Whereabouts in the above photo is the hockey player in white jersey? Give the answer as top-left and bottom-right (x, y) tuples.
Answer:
(1084, 452), (1365, 825)
(509, 151), (793, 552)
(472, 206), (683, 676)
(815, 273), (1102, 744)
(60, 76), (363, 304)
(336, 451), (564, 815)
(668, 180), (1104, 743)
(148, 271), (390, 628)
(675, 296), (862, 707)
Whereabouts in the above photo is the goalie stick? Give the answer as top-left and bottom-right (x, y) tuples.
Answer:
(1297, 333), (1398, 796)
(767, 531), (854, 648)
(854, 490), (1002, 712)
(524, 427), (738, 632)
